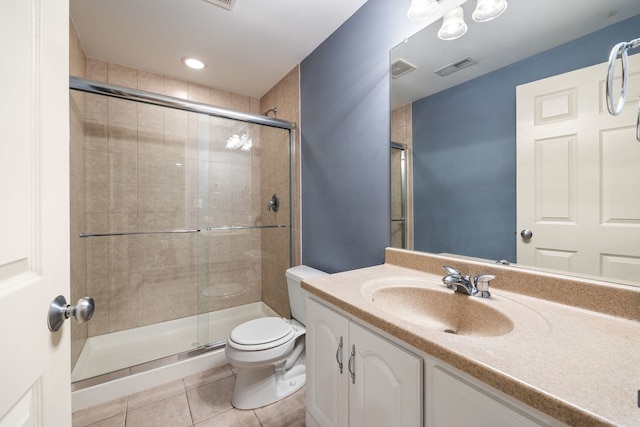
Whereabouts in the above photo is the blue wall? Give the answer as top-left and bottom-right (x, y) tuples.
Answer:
(412, 14), (640, 263)
(300, 0), (415, 273)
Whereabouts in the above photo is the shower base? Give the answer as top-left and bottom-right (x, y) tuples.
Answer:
(71, 302), (279, 383)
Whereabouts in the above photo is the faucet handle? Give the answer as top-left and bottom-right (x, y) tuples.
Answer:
(474, 274), (495, 298)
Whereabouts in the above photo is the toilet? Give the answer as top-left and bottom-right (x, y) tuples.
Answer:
(225, 265), (327, 409)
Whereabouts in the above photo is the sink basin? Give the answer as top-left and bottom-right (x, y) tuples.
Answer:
(368, 285), (514, 337)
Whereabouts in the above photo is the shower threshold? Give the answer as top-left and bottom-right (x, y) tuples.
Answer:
(71, 302), (278, 386)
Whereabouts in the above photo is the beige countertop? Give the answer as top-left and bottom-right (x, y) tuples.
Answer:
(301, 250), (640, 427)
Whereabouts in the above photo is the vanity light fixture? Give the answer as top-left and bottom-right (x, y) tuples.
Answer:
(407, 0), (444, 21)
(472, 0), (508, 22)
(182, 57), (206, 70)
(438, 7), (468, 40)
(433, 0), (507, 42)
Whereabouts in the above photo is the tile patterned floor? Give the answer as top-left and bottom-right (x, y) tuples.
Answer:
(72, 365), (306, 427)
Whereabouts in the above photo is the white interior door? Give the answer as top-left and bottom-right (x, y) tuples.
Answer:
(517, 54), (640, 282)
(0, 0), (71, 426)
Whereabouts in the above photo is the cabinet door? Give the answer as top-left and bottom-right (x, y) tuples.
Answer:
(349, 322), (422, 427)
(430, 367), (545, 427)
(306, 298), (350, 427)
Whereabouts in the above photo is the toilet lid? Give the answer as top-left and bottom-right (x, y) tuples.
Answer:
(229, 317), (294, 347)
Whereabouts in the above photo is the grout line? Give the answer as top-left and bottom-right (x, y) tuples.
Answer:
(254, 408), (264, 427)
(183, 379), (196, 427)
(123, 395), (128, 427)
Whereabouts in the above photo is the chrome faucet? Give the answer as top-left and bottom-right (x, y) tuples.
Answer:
(441, 266), (495, 298)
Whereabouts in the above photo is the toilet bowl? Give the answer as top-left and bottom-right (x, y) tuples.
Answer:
(225, 265), (327, 409)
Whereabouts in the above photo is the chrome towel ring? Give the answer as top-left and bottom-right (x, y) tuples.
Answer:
(606, 37), (640, 141)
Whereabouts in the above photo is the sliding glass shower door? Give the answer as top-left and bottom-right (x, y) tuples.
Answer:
(194, 116), (292, 347)
(70, 79), (292, 385)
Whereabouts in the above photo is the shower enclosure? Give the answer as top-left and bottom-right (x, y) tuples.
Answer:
(69, 77), (294, 387)
(391, 142), (407, 249)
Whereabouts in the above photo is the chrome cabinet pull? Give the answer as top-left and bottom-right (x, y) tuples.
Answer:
(336, 336), (344, 374)
(637, 105), (640, 141)
(348, 345), (356, 384)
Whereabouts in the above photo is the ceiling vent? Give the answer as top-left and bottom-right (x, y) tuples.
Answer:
(434, 57), (476, 77)
(203, 0), (237, 11)
(391, 59), (418, 80)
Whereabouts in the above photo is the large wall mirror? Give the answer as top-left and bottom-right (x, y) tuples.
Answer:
(391, 0), (640, 287)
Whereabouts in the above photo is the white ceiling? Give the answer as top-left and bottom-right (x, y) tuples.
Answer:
(69, 0), (640, 107)
(70, 0), (369, 99)
(391, 0), (640, 109)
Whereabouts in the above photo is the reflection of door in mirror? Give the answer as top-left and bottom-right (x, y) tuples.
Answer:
(517, 54), (640, 283)
(391, 104), (414, 249)
(391, 143), (407, 248)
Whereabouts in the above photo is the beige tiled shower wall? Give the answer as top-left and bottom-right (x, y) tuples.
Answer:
(391, 104), (414, 250)
(69, 20), (88, 367)
(260, 66), (301, 317)
(69, 25), (299, 337)
(78, 59), (266, 335)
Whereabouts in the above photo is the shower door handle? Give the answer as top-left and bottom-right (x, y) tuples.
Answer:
(48, 295), (95, 332)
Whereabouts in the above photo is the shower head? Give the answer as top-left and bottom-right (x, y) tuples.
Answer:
(264, 107), (278, 117)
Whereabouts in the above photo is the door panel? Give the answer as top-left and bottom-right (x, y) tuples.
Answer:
(348, 322), (421, 427)
(431, 367), (542, 427)
(0, 0), (70, 425)
(517, 54), (640, 281)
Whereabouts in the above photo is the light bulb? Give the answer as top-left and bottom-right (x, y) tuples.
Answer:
(472, 0), (507, 22)
(438, 7), (468, 41)
(407, 0), (438, 21)
(241, 139), (252, 151)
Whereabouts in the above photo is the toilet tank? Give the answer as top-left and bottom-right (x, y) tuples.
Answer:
(286, 265), (327, 325)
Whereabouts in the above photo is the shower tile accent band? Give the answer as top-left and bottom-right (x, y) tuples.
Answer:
(69, 76), (296, 130)
(79, 225), (288, 238)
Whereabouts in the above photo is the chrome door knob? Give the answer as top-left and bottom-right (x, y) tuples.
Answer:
(48, 295), (95, 332)
(520, 229), (533, 240)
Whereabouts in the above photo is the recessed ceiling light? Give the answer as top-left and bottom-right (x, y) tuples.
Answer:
(182, 57), (206, 70)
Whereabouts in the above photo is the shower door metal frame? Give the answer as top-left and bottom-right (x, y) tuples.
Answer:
(391, 142), (407, 249)
(70, 77), (295, 130)
(69, 76), (296, 389)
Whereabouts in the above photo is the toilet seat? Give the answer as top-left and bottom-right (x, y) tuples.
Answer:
(228, 317), (295, 351)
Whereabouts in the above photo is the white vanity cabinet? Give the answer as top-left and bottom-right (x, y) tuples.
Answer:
(427, 364), (559, 427)
(306, 296), (564, 427)
(306, 297), (422, 427)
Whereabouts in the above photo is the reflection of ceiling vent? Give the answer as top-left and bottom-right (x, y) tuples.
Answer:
(434, 57), (476, 77)
(203, 0), (237, 11)
(391, 59), (417, 80)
